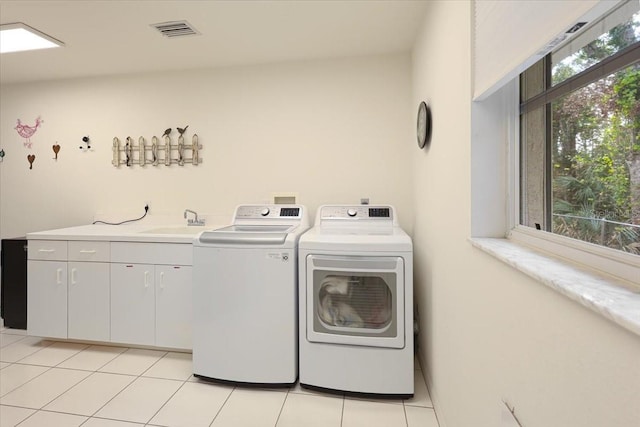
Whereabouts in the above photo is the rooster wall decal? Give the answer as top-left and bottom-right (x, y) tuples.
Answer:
(15, 116), (43, 148)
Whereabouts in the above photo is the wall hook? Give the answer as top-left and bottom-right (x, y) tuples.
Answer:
(52, 143), (61, 160)
(79, 136), (91, 151)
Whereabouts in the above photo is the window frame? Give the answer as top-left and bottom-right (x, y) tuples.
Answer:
(513, 41), (640, 287)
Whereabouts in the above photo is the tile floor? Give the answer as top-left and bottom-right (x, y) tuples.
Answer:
(0, 324), (439, 427)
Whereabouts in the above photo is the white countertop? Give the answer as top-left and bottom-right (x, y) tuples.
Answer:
(26, 223), (225, 244)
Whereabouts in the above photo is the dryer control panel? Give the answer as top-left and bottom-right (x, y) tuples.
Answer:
(319, 205), (394, 221)
(235, 205), (303, 219)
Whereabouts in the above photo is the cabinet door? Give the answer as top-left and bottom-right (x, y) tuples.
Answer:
(156, 265), (192, 349)
(68, 262), (110, 341)
(110, 263), (155, 346)
(27, 260), (67, 339)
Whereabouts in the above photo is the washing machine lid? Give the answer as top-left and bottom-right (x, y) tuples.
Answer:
(197, 204), (310, 246)
(217, 225), (294, 233)
(198, 224), (295, 245)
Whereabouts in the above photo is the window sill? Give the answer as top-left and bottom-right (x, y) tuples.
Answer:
(469, 237), (640, 337)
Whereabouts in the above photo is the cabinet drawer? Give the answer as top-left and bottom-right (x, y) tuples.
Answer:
(111, 242), (192, 265)
(28, 240), (68, 261)
(68, 241), (110, 262)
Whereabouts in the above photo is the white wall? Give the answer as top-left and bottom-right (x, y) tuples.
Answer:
(473, 0), (604, 99)
(0, 54), (413, 237)
(3, 4), (639, 426)
(412, 2), (640, 427)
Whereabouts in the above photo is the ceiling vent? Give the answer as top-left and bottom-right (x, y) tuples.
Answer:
(151, 20), (200, 38)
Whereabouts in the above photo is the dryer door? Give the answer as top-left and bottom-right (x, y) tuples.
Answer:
(305, 254), (405, 349)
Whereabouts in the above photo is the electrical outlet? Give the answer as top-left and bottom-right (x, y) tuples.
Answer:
(272, 193), (297, 204)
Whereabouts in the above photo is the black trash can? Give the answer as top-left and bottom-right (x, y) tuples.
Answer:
(1, 238), (28, 330)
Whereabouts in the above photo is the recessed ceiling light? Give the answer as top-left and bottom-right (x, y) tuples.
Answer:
(0, 22), (64, 54)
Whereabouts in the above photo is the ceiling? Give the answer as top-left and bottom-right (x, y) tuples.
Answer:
(0, 0), (429, 85)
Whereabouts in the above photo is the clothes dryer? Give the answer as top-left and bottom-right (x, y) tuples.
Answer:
(193, 204), (309, 386)
(298, 205), (413, 397)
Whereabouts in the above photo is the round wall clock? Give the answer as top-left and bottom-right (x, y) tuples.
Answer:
(416, 101), (431, 149)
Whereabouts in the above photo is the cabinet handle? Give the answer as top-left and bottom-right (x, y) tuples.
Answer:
(39, 248), (55, 253)
(79, 250), (96, 254)
(144, 271), (150, 288)
(71, 268), (77, 284)
(56, 268), (62, 284)
(160, 272), (164, 290)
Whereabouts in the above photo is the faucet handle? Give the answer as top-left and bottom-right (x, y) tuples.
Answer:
(184, 209), (204, 226)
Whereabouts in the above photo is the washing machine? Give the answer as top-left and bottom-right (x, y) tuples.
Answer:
(193, 204), (309, 386)
(298, 205), (413, 397)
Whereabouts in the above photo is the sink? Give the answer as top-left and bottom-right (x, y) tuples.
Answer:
(140, 226), (206, 235)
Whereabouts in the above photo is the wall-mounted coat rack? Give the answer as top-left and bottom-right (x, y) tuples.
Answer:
(112, 134), (202, 167)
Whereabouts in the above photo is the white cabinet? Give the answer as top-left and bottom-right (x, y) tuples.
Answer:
(111, 263), (156, 346)
(27, 240), (68, 339)
(156, 265), (192, 349)
(68, 262), (110, 341)
(67, 241), (110, 341)
(27, 260), (68, 339)
(28, 240), (111, 341)
(110, 242), (192, 349)
(111, 263), (192, 349)
(28, 238), (192, 349)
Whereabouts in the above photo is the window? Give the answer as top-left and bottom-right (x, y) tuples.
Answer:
(519, 1), (640, 257)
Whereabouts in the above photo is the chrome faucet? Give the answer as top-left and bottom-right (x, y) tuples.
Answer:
(184, 209), (205, 226)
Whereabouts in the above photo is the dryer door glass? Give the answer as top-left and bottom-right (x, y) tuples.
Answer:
(316, 274), (394, 334)
(306, 255), (405, 349)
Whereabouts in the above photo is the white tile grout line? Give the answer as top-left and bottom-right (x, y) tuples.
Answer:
(84, 347), (130, 373)
(7, 366), (93, 426)
(273, 389), (289, 427)
(0, 362), (56, 398)
(402, 402), (410, 427)
(134, 348), (170, 377)
(6, 363), (253, 426)
(14, 408), (91, 426)
(0, 335), (184, 426)
(143, 376), (189, 427)
(0, 337), (56, 364)
(4, 341), (124, 376)
(3, 332), (431, 427)
(208, 385), (236, 427)
(76, 348), (177, 424)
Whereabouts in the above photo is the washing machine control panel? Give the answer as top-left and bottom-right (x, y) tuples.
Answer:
(320, 206), (393, 221)
(235, 205), (302, 219)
